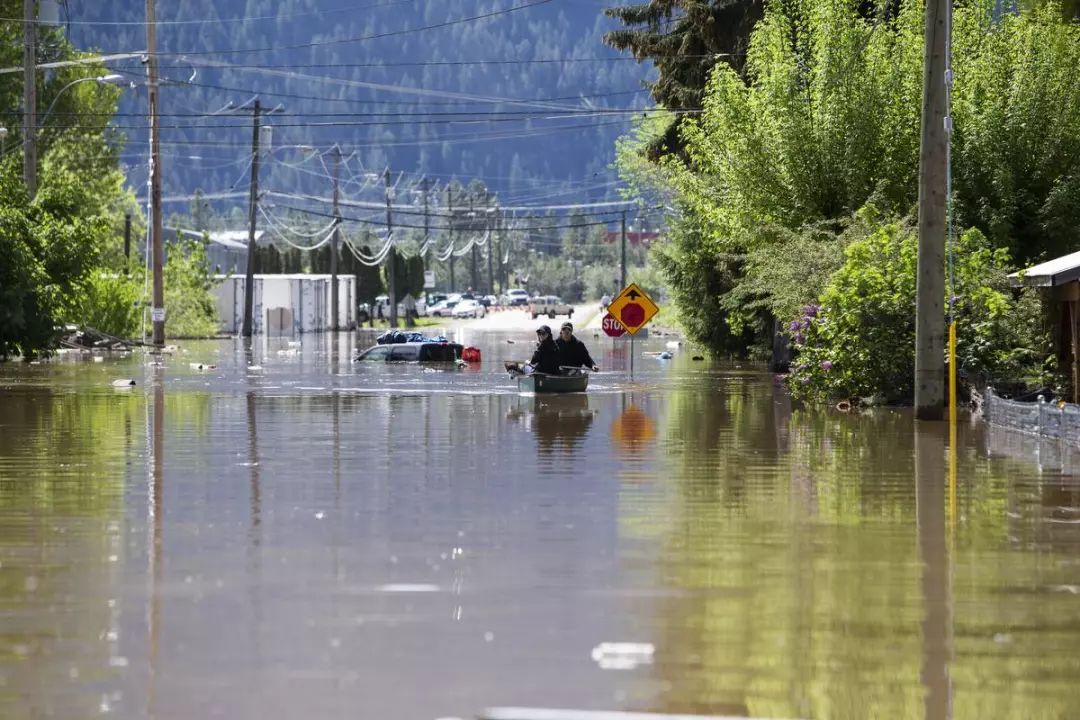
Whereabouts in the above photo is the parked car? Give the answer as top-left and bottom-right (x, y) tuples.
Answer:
(374, 294), (428, 319)
(452, 299), (486, 318)
(354, 341), (463, 362)
(529, 295), (573, 319)
(504, 288), (530, 306)
(429, 296), (462, 317)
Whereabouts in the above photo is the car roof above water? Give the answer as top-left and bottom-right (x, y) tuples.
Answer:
(355, 341), (463, 362)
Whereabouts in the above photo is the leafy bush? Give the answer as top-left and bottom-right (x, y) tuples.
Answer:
(162, 239), (221, 338)
(787, 212), (1050, 404)
(71, 269), (142, 339)
(622, 0), (1080, 360)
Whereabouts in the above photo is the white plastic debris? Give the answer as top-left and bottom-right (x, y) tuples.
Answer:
(590, 642), (654, 670)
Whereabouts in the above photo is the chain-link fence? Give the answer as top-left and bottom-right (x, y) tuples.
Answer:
(984, 387), (1080, 444)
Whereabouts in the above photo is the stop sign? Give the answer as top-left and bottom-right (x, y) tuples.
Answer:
(602, 313), (626, 337)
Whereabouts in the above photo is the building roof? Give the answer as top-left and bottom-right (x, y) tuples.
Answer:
(163, 228), (265, 250)
(1008, 250), (1080, 287)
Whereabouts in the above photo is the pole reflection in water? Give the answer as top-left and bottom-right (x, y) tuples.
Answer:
(244, 338), (264, 672)
(146, 363), (164, 719)
(916, 423), (953, 720)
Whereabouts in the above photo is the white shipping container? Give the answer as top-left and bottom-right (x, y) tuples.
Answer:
(212, 275), (355, 335)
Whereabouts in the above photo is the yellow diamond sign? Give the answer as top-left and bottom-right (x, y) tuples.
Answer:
(607, 282), (659, 336)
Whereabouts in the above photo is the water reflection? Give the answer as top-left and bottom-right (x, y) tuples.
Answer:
(148, 363), (164, 719)
(1, 339), (1080, 718)
(506, 394), (595, 455)
(916, 425), (953, 720)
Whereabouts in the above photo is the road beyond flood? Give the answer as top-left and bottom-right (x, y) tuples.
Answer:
(2, 328), (1080, 720)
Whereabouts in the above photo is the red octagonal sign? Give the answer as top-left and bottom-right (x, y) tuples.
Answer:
(620, 303), (646, 329)
(602, 313), (626, 337)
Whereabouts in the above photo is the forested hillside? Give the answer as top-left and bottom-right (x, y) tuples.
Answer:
(62, 0), (654, 202)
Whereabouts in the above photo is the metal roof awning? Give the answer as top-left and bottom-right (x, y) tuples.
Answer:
(1009, 250), (1080, 287)
(162, 228), (264, 250)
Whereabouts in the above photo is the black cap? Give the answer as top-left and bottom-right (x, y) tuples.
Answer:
(561, 321), (573, 331)
(536, 325), (551, 336)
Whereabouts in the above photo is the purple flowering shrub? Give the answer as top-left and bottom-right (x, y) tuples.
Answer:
(786, 219), (1047, 404)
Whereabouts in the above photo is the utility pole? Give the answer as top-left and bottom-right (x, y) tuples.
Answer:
(23, 0), (36, 197)
(447, 186), (455, 293)
(620, 211), (627, 291)
(469, 192), (478, 293)
(486, 207), (495, 296)
(241, 99), (262, 338)
(914, 0), (950, 420)
(124, 213), (132, 273)
(420, 177), (431, 271)
(330, 145), (341, 332)
(384, 168), (397, 328)
(147, 0), (165, 347)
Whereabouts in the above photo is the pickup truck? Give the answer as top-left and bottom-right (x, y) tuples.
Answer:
(528, 295), (573, 319)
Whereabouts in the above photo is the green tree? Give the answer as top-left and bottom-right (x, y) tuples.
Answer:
(786, 211), (1049, 404)
(161, 238), (221, 338)
(627, 0), (1080, 370)
(604, 0), (765, 160)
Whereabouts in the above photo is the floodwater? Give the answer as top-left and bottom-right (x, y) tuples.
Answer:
(1, 328), (1080, 720)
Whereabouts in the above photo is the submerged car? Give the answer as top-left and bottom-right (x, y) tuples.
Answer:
(354, 341), (463, 362)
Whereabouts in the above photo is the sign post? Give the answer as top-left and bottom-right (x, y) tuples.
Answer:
(607, 282), (660, 379)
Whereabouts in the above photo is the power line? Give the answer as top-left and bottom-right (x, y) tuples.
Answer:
(108, 54), (710, 70)
(267, 190), (645, 218)
(45, 107), (688, 121)
(1, 0), (417, 26)
(126, 0), (556, 58)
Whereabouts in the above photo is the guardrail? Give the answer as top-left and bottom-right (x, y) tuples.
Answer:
(984, 387), (1080, 443)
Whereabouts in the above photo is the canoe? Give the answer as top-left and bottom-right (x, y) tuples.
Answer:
(516, 371), (589, 394)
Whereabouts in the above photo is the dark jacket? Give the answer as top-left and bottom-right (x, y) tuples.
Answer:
(556, 336), (595, 370)
(529, 337), (562, 375)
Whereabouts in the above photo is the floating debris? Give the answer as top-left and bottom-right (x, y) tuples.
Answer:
(590, 641), (654, 670)
(111, 379), (136, 388)
(189, 362), (217, 371)
(376, 583), (440, 593)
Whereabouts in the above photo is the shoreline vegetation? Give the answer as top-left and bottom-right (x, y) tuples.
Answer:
(611, 0), (1077, 405)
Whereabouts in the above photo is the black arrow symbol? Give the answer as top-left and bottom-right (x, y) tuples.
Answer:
(626, 289), (641, 300)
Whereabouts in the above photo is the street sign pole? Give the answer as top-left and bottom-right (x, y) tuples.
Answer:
(607, 282), (660, 379)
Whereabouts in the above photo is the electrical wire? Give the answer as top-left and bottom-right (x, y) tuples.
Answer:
(135, 0), (556, 58)
(2, 0), (418, 26)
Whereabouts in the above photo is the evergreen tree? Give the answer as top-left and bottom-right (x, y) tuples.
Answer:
(604, 0), (764, 160)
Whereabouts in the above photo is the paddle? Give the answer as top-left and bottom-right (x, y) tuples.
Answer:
(558, 365), (596, 376)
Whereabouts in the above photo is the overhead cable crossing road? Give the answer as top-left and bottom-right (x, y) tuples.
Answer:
(265, 190), (642, 215)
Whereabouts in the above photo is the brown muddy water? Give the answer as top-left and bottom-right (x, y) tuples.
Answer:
(1, 329), (1079, 720)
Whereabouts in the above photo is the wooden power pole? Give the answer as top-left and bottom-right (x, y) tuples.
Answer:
(23, 0), (36, 197)
(147, 0), (166, 346)
(241, 99), (262, 338)
(330, 145), (341, 331)
(384, 168), (397, 328)
(914, 0), (950, 420)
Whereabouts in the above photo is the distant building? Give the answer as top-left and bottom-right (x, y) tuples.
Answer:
(158, 228), (267, 273)
(601, 230), (660, 246)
